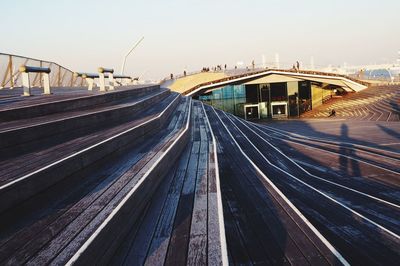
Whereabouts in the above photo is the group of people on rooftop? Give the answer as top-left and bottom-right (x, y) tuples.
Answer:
(201, 64), (228, 72)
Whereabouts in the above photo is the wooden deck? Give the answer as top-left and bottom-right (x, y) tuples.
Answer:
(0, 88), (194, 264)
(0, 84), (398, 265)
(204, 105), (343, 265)
(302, 85), (400, 121)
(0, 85), (158, 121)
(205, 105), (400, 265)
(109, 101), (226, 265)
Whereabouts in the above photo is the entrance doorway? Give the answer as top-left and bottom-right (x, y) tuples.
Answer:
(244, 104), (260, 120)
(271, 102), (287, 118)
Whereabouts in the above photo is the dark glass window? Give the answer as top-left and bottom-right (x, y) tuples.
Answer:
(270, 82), (287, 101)
(245, 84), (258, 103)
(299, 81), (311, 100)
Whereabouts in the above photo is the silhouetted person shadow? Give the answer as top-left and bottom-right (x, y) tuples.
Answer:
(339, 124), (361, 177)
(377, 124), (400, 141)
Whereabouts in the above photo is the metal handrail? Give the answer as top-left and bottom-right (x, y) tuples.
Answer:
(0, 52), (85, 89)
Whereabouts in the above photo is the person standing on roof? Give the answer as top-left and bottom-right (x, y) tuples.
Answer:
(296, 61), (300, 71)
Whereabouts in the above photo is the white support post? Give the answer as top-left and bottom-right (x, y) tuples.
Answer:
(22, 72), (31, 96)
(42, 73), (51, 94)
(108, 73), (114, 90)
(87, 78), (95, 91)
(99, 73), (106, 92)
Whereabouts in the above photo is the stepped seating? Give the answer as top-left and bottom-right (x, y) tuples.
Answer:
(0, 90), (194, 264)
(0, 86), (228, 264)
(302, 85), (400, 121)
(0, 85), (159, 121)
(0, 90), (181, 213)
(108, 101), (226, 265)
(5, 82), (371, 264)
(0, 88), (170, 159)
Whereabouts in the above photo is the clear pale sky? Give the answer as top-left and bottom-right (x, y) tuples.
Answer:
(1, 0), (399, 80)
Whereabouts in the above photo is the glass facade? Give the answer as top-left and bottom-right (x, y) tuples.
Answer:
(198, 81), (314, 119)
(199, 85), (246, 115)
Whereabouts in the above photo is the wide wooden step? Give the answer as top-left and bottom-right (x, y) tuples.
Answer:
(0, 97), (191, 265)
(0, 93), (181, 214)
(0, 85), (160, 122)
(0, 88), (170, 158)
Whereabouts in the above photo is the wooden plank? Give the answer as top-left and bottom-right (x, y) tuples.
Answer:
(99, 162), (178, 265)
(0, 93), (176, 181)
(218, 184), (252, 265)
(215, 111), (319, 264)
(54, 97), (189, 264)
(225, 115), (329, 264)
(0, 85), (161, 121)
(212, 107), (400, 265)
(200, 103), (226, 265)
(0, 95), (181, 214)
(0, 98), (188, 264)
(0, 90), (158, 131)
(121, 144), (191, 265)
(0, 148), (145, 261)
(186, 120), (209, 265)
(162, 105), (200, 266)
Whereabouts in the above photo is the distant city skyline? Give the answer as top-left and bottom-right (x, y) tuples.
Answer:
(1, 0), (399, 80)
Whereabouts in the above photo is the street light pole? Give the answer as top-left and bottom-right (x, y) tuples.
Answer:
(120, 36), (144, 76)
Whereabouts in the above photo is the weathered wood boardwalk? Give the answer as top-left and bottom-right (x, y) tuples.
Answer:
(109, 102), (226, 265)
(204, 105), (400, 265)
(1, 85), (398, 265)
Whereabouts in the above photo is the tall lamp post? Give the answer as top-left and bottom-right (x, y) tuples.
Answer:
(120, 36), (144, 76)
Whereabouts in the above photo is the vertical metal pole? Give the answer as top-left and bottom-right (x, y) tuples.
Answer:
(70, 74), (75, 87)
(60, 69), (67, 87)
(58, 65), (62, 87)
(10, 56), (14, 88)
(40, 61), (43, 87)
(1, 56), (12, 88)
